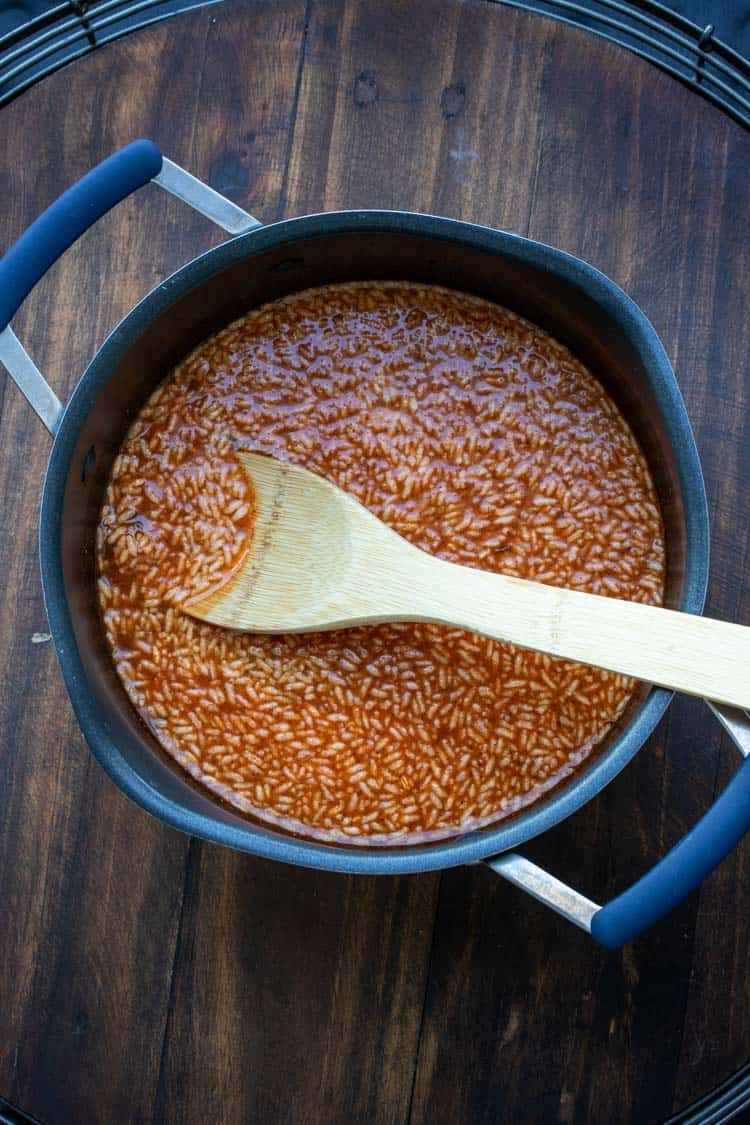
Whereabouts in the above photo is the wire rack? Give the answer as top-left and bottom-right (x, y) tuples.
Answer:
(497, 0), (750, 128)
(0, 0), (749, 129)
(0, 0), (219, 106)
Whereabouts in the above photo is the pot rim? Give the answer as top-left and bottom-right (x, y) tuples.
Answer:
(39, 209), (710, 874)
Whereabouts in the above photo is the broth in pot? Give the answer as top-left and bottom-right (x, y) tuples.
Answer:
(96, 282), (665, 844)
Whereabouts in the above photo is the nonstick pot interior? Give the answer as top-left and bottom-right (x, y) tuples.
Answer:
(41, 213), (709, 874)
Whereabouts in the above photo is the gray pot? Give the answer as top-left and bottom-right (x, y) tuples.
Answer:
(1, 141), (748, 948)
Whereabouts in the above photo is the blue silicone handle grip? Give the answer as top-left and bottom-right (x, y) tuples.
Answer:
(591, 753), (750, 948)
(0, 139), (163, 332)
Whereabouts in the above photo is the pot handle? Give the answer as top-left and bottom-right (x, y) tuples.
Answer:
(488, 702), (750, 948)
(0, 139), (261, 435)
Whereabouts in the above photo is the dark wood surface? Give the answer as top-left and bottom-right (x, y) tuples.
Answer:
(0, 2), (748, 1122)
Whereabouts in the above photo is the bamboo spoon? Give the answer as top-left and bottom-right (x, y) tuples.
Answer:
(187, 453), (750, 710)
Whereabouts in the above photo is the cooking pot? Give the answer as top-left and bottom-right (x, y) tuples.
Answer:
(1, 141), (748, 949)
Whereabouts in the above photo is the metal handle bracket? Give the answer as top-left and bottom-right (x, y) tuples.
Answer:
(0, 326), (63, 436)
(153, 158), (262, 235)
(487, 853), (598, 932)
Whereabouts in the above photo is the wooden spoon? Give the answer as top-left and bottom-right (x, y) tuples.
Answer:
(187, 453), (750, 709)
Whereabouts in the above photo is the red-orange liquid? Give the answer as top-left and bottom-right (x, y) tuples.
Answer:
(97, 282), (665, 843)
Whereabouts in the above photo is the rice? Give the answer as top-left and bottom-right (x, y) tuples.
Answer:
(96, 281), (665, 845)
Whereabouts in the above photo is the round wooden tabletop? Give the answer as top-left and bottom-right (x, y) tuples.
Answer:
(1, 2), (749, 1122)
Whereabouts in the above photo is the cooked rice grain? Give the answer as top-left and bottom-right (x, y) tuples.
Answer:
(96, 282), (665, 844)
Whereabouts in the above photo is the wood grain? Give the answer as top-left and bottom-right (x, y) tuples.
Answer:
(0, 1), (748, 1122)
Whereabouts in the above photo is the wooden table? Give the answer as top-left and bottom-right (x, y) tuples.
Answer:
(1, 2), (749, 1121)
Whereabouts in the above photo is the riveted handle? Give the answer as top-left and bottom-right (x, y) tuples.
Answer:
(591, 713), (750, 947)
(490, 703), (750, 947)
(0, 140), (260, 434)
(0, 140), (163, 332)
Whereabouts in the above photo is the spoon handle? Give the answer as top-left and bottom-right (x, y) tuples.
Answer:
(407, 554), (750, 708)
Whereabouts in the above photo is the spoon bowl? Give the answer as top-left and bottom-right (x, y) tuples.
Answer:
(187, 452), (415, 631)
